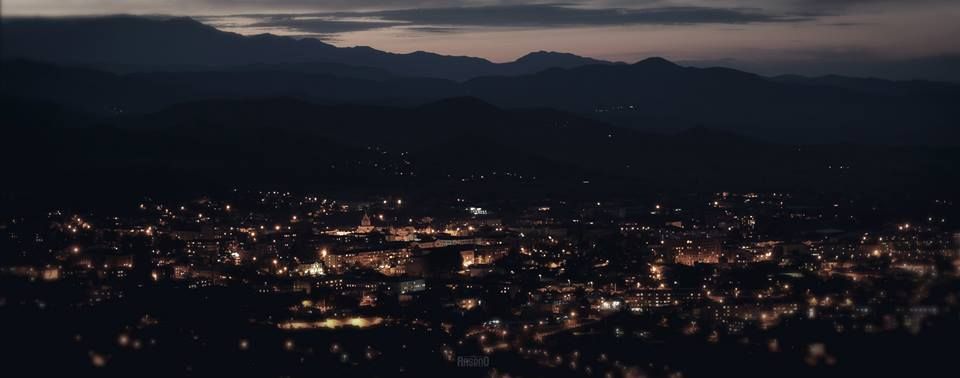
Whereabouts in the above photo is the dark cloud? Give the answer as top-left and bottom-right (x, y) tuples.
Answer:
(218, 4), (812, 35)
(199, 0), (517, 12)
(244, 15), (402, 34)
(4, 0), (952, 17)
(369, 5), (809, 27)
(405, 26), (464, 34)
(740, 0), (954, 14)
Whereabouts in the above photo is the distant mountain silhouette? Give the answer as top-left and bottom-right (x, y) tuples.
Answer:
(3, 15), (958, 206)
(770, 74), (960, 96)
(4, 96), (958, 200)
(0, 96), (93, 128)
(683, 55), (960, 83)
(461, 58), (960, 144)
(4, 57), (958, 144)
(1, 16), (616, 80)
(2, 14), (958, 145)
(0, 59), (464, 114)
(494, 51), (619, 76)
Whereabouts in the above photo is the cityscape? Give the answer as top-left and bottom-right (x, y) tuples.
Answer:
(3, 190), (959, 376)
(2, 1), (960, 377)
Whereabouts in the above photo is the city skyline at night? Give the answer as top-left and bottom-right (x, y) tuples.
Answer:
(1, 1), (959, 377)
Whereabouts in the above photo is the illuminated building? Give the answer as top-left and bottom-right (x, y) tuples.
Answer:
(322, 247), (411, 274)
(460, 246), (509, 268)
(625, 289), (702, 312)
(356, 213), (375, 234)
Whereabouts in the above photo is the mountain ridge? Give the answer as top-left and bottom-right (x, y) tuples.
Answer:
(4, 95), (958, 198)
(1, 15), (616, 80)
(3, 58), (958, 145)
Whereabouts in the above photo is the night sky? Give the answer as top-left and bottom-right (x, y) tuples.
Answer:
(4, 1), (959, 77)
